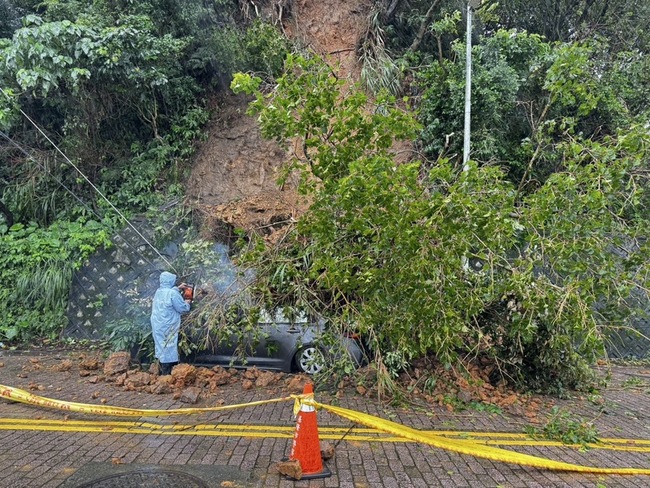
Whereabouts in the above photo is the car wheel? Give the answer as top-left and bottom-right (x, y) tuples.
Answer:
(295, 346), (325, 375)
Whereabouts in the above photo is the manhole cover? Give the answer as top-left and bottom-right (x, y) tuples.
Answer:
(73, 467), (210, 488)
(61, 462), (253, 488)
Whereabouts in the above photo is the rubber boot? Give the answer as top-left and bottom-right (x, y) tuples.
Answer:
(160, 362), (176, 375)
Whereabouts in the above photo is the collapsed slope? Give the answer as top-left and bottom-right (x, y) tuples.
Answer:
(186, 0), (370, 239)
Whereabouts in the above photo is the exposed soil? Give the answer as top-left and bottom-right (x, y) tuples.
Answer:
(186, 0), (371, 239)
(186, 92), (308, 242)
(283, 0), (370, 81)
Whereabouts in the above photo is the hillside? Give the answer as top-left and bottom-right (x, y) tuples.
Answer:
(186, 0), (369, 240)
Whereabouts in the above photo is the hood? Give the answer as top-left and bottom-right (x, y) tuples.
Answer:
(159, 271), (177, 288)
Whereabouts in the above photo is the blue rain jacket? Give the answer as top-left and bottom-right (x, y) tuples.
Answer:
(150, 271), (190, 363)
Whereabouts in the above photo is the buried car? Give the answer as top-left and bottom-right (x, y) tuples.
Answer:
(185, 310), (365, 374)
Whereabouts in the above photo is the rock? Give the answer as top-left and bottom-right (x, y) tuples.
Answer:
(499, 393), (519, 408)
(276, 459), (302, 480)
(171, 363), (196, 387)
(79, 358), (101, 370)
(242, 379), (254, 390)
(113, 373), (127, 386)
(103, 352), (130, 376)
(286, 375), (308, 392)
(321, 443), (336, 460)
(211, 366), (232, 386)
(195, 367), (217, 388)
(457, 390), (473, 404)
(124, 372), (152, 388)
(52, 359), (73, 372)
(180, 386), (202, 404)
(255, 371), (277, 388)
(243, 368), (258, 380)
(150, 377), (174, 395)
(87, 376), (99, 384)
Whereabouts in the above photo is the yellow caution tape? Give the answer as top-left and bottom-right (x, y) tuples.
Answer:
(313, 400), (650, 475)
(0, 384), (292, 417)
(3, 383), (650, 474)
(2, 417), (650, 453)
(292, 391), (313, 417)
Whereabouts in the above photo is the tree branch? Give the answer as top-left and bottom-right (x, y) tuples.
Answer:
(383, 0), (403, 23)
(408, 0), (442, 53)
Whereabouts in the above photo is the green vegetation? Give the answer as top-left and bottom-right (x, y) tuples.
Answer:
(1, 0), (649, 396)
(0, 1), (289, 344)
(0, 219), (111, 341)
(525, 406), (600, 449)
(621, 377), (649, 390)
(104, 317), (153, 361)
(233, 51), (648, 394)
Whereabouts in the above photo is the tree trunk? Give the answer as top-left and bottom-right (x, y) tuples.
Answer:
(383, 0), (402, 23)
(408, 0), (442, 53)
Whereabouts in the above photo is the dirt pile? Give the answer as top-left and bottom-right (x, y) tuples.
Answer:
(283, 0), (369, 80)
(6, 349), (551, 420)
(101, 353), (309, 403)
(353, 358), (552, 421)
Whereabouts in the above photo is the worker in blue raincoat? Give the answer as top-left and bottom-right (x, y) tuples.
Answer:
(150, 271), (191, 375)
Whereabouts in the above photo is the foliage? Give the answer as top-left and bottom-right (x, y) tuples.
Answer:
(0, 0), (261, 216)
(104, 317), (153, 361)
(243, 19), (290, 78)
(524, 406), (600, 449)
(233, 54), (417, 185)
(0, 1), (294, 228)
(0, 1), (23, 39)
(189, 24), (246, 87)
(1, 151), (78, 226)
(378, 0), (650, 59)
(483, 0), (650, 54)
(0, 0), (648, 400)
(0, 218), (112, 341)
(231, 53), (649, 394)
(359, 7), (402, 95)
(107, 105), (210, 211)
(417, 31), (646, 186)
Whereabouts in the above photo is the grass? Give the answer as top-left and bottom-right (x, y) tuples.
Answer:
(524, 406), (600, 450)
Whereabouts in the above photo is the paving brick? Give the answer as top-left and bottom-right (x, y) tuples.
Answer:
(4, 362), (650, 487)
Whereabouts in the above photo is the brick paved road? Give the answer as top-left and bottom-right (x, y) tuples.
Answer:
(2, 351), (650, 487)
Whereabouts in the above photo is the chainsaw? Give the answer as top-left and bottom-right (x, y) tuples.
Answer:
(178, 283), (194, 302)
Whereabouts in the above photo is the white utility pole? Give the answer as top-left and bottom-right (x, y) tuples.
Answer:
(462, 0), (480, 171)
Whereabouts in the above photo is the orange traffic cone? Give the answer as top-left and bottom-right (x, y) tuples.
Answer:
(287, 383), (331, 480)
